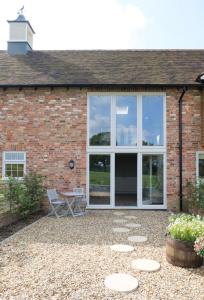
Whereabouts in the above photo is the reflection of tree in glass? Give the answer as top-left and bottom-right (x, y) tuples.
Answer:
(90, 132), (110, 146)
(142, 140), (154, 146)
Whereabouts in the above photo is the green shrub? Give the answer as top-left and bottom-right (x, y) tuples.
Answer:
(3, 177), (25, 214)
(167, 213), (204, 243)
(23, 172), (45, 212)
(169, 213), (195, 224)
(184, 181), (204, 214)
(3, 172), (45, 218)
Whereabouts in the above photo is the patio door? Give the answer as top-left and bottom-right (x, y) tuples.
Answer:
(115, 153), (137, 207)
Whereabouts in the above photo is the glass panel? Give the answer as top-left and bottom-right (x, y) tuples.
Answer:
(115, 153), (137, 206)
(18, 170), (24, 177)
(17, 164), (24, 177)
(12, 164), (18, 171)
(116, 96), (137, 146)
(5, 152), (25, 161)
(12, 170), (18, 177)
(5, 164), (12, 177)
(5, 163), (24, 177)
(142, 96), (164, 146)
(89, 96), (111, 146)
(142, 155), (163, 205)
(89, 155), (110, 205)
(199, 154), (204, 179)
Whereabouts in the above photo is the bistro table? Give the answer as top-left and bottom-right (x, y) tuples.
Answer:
(60, 191), (84, 217)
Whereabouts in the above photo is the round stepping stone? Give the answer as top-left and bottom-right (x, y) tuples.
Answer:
(113, 212), (125, 216)
(113, 219), (127, 224)
(128, 235), (148, 243)
(110, 244), (134, 253)
(113, 227), (130, 233)
(104, 273), (138, 292)
(125, 223), (141, 228)
(132, 259), (160, 272)
(125, 216), (137, 220)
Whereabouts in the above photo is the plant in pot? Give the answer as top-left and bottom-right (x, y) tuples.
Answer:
(166, 214), (204, 268)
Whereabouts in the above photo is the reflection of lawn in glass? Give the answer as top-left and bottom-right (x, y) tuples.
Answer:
(90, 171), (110, 185)
(143, 175), (163, 189)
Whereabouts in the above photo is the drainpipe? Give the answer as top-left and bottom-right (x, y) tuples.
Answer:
(178, 87), (187, 211)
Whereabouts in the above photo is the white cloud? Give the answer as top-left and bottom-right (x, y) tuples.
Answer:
(0, 0), (146, 50)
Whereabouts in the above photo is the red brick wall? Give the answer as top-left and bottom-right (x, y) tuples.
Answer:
(166, 88), (203, 210)
(0, 88), (87, 210)
(0, 87), (203, 211)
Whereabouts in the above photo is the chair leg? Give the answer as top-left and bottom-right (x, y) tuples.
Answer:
(49, 204), (66, 218)
(66, 200), (75, 217)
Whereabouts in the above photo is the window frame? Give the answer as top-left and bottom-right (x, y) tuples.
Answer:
(87, 92), (167, 209)
(2, 151), (26, 180)
(87, 92), (166, 151)
(196, 151), (204, 182)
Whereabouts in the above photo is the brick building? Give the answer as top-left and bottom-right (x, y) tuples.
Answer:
(0, 13), (204, 211)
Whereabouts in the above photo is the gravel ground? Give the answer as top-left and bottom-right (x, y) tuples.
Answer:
(0, 210), (203, 300)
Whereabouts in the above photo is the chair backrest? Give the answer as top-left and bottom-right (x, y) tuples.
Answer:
(47, 189), (59, 203)
(73, 187), (84, 195)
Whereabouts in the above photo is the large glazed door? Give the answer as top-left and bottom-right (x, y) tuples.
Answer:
(115, 153), (137, 207)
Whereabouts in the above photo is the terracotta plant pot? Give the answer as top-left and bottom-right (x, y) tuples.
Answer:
(166, 235), (203, 268)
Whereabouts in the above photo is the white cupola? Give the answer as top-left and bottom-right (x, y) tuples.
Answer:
(7, 8), (35, 55)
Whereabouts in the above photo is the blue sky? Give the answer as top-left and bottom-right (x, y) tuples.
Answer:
(126, 0), (204, 49)
(0, 0), (204, 49)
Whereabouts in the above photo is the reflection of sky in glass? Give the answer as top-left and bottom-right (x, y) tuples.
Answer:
(89, 96), (111, 145)
(142, 96), (164, 146)
(116, 96), (137, 146)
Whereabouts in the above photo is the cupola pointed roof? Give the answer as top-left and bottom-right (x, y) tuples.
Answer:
(15, 13), (26, 22)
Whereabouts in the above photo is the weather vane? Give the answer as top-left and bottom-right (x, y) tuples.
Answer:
(18, 5), (24, 15)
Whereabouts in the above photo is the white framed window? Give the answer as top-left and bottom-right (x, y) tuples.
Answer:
(87, 92), (166, 209)
(87, 92), (166, 150)
(196, 152), (204, 182)
(2, 151), (26, 179)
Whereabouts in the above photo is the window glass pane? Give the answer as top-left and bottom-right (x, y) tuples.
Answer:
(89, 96), (111, 146)
(12, 170), (18, 177)
(12, 164), (18, 171)
(17, 164), (24, 177)
(5, 164), (12, 171)
(18, 164), (24, 172)
(142, 96), (164, 146)
(5, 164), (12, 177)
(199, 155), (204, 178)
(116, 96), (137, 146)
(89, 155), (110, 205)
(18, 170), (24, 177)
(142, 155), (163, 205)
(5, 152), (25, 161)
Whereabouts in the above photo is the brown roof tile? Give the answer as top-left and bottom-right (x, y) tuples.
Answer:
(0, 49), (204, 86)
